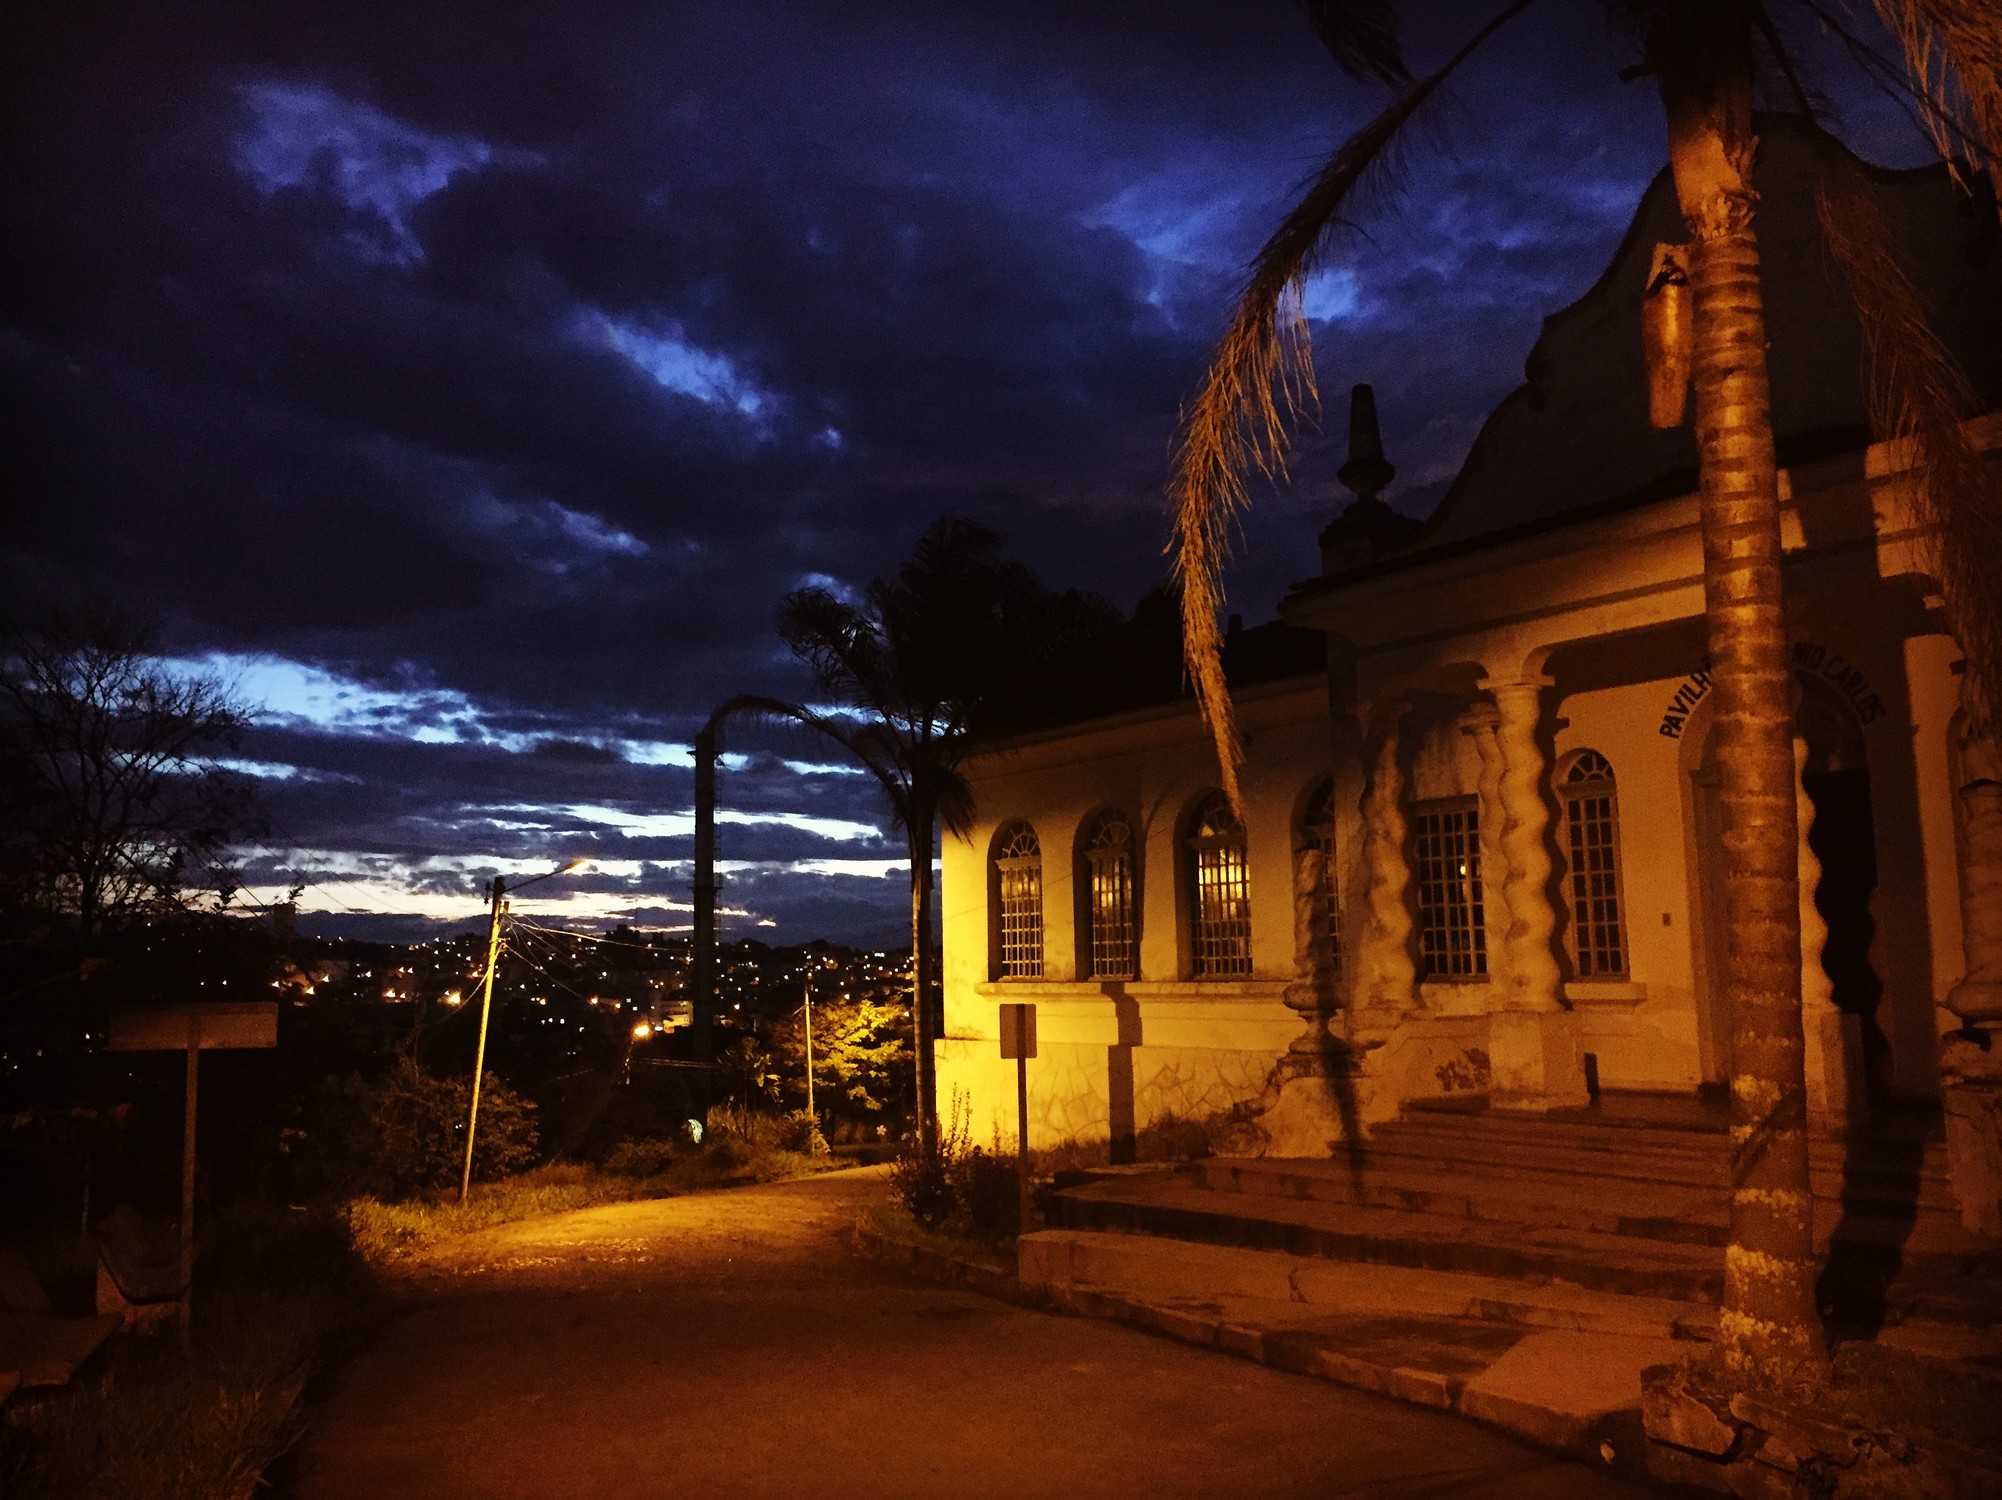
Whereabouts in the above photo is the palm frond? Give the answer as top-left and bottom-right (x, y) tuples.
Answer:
(1871, 0), (2002, 204)
(1299, 1), (1411, 87)
(1170, 0), (1537, 810)
(1809, 128), (2002, 725)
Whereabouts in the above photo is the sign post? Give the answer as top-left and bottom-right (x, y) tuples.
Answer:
(109, 1002), (278, 1341)
(998, 1002), (1036, 1236)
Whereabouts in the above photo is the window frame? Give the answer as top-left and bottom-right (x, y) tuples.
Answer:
(1079, 810), (1138, 981)
(1559, 750), (1630, 980)
(1299, 778), (1340, 982)
(1186, 793), (1253, 979)
(990, 822), (1044, 980)
(1410, 795), (1487, 981)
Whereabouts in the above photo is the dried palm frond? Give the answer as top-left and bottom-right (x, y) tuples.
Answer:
(1871, 0), (2002, 208)
(1299, 0), (1412, 87)
(1810, 130), (2002, 725)
(1170, 0), (1537, 809)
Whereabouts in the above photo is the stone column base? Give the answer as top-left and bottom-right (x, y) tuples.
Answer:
(1940, 1029), (2002, 1238)
(1803, 1006), (1866, 1132)
(1488, 1009), (1589, 1111)
(1243, 1072), (1360, 1158)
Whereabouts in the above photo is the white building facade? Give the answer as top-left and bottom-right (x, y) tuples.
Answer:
(934, 134), (2002, 1231)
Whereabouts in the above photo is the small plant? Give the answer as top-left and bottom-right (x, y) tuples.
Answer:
(285, 1055), (539, 1201)
(954, 1144), (1020, 1242)
(889, 1090), (970, 1230)
(777, 1109), (829, 1156)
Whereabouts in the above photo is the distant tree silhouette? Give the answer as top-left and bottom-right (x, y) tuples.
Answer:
(748, 519), (1116, 1145)
(0, 607), (256, 953)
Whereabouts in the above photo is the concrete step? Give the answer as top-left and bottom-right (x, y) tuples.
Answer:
(1379, 1110), (1952, 1183)
(1191, 1154), (1968, 1248)
(1020, 1229), (1722, 1342)
(1049, 1170), (1729, 1303)
(1186, 1156), (1733, 1248)
(1335, 1125), (1958, 1214)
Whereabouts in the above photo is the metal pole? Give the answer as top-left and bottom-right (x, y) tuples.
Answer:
(460, 877), (507, 1206)
(180, 1020), (198, 1345)
(1016, 1042), (1030, 1239)
(803, 975), (814, 1121)
(692, 725), (718, 1065)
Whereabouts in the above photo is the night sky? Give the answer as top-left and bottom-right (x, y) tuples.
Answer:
(1, 2), (1933, 945)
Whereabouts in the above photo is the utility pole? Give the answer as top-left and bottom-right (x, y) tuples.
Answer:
(461, 875), (508, 1206)
(458, 859), (584, 1204)
(692, 723), (719, 1065)
(803, 971), (815, 1120)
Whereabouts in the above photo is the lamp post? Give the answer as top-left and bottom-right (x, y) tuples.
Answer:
(460, 858), (586, 1205)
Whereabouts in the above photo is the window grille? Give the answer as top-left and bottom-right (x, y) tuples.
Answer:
(1083, 813), (1136, 979)
(993, 824), (1043, 979)
(1412, 799), (1485, 979)
(1302, 779), (1340, 979)
(1562, 751), (1628, 977)
(1188, 794), (1252, 977)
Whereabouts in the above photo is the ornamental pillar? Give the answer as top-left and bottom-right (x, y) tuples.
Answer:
(1942, 719), (2002, 1233)
(1465, 707), (1512, 992)
(1480, 672), (1587, 1109)
(1356, 705), (1418, 1033)
(1796, 737), (1863, 1129)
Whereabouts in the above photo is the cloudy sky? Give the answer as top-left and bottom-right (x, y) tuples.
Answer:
(1, 2), (1933, 944)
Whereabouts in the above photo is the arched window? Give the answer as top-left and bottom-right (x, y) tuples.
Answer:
(992, 823), (1043, 979)
(1187, 793), (1252, 977)
(1081, 811), (1137, 979)
(1561, 751), (1628, 977)
(1301, 779), (1339, 979)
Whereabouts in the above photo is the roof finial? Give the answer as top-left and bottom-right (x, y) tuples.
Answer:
(1337, 383), (1395, 503)
(1319, 383), (1419, 575)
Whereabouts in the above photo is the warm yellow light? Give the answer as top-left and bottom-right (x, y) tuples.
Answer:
(443, 992), (463, 1006)
(632, 1022), (652, 1040)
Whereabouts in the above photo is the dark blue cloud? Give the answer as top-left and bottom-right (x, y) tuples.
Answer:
(1, 1), (1938, 940)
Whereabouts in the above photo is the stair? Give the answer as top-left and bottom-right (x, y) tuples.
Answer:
(1044, 1097), (1995, 1325)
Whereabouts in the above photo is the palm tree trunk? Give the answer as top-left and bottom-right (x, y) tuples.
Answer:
(1661, 16), (1827, 1386)
(909, 815), (939, 1151)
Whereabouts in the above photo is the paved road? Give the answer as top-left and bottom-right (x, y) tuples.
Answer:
(291, 1169), (1654, 1499)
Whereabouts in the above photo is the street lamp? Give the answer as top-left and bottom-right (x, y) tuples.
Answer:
(460, 857), (587, 1204)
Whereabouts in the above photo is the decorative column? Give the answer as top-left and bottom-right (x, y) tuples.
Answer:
(1942, 719), (2002, 1233)
(1466, 708), (1512, 991)
(1796, 737), (1863, 1129)
(1356, 712), (1418, 1034)
(1280, 841), (1333, 1067)
(1481, 673), (1588, 1109)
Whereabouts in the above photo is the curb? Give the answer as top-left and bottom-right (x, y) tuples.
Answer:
(850, 1217), (1647, 1481)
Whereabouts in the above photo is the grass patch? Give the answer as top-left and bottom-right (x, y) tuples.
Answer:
(347, 1140), (839, 1264)
(1, 1209), (382, 1500)
(858, 1200), (1012, 1274)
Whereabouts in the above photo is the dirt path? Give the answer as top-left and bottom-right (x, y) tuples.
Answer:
(289, 1169), (1651, 1499)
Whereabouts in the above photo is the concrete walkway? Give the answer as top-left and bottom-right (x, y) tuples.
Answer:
(290, 1169), (1656, 1498)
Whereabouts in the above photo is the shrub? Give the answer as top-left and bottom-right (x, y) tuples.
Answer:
(286, 1056), (539, 1201)
(889, 1091), (969, 1230)
(602, 1137), (680, 1178)
(954, 1145), (1020, 1242)
(776, 1109), (829, 1156)
(1, 1207), (381, 1500)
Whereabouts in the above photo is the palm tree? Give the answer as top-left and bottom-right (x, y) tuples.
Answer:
(762, 519), (1115, 1146)
(1171, 2), (2001, 1391)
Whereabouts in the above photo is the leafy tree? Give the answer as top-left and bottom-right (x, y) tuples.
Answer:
(0, 608), (256, 952)
(1167, 1), (2002, 1392)
(764, 519), (1117, 1144)
(715, 1033), (780, 1136)
(288, 1055), (540, 1201)
(764, 992), (914, 1134)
